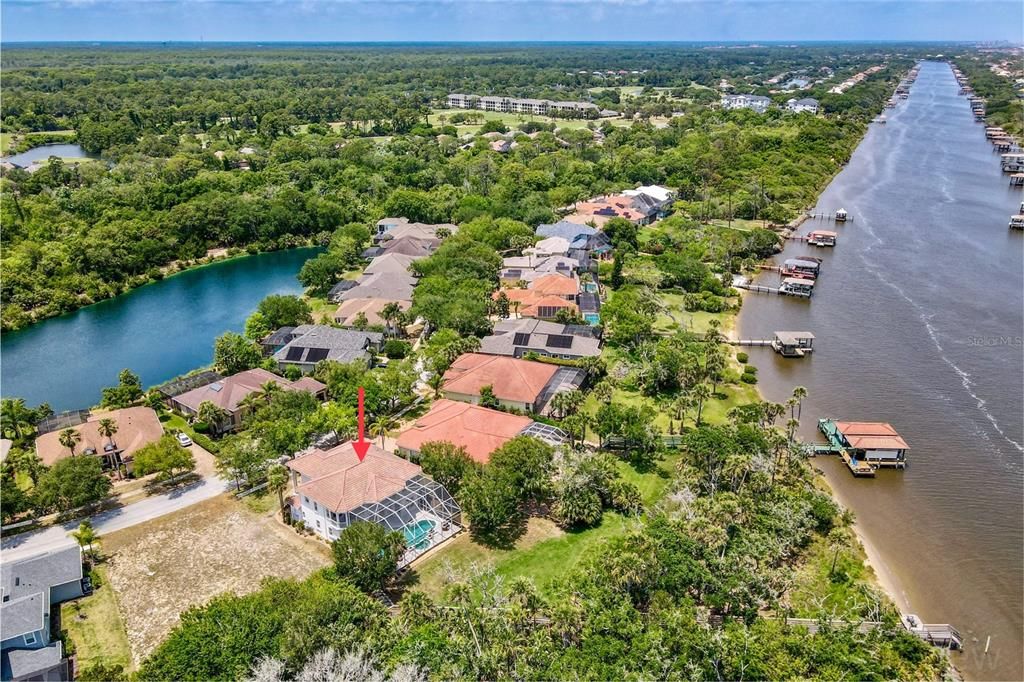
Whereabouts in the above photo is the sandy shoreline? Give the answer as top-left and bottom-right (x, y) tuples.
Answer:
(732, 220), (914, 617)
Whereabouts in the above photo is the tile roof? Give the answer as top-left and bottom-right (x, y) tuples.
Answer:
(340, 271), (417, 302)
(443, 353), (559, 404)
(34, 407), (163, 467)
(498, 289), (579, 319)
(528, 273), (580, 297)
(379, 236), (440, 258)
(287, 441), (422, 512)
(334, 297), (411, 327)
(535, 221), (597, 242)
(172, 368), (322, 414)
(363, 253), (418, 276)
(395, 399), (532, 464)
(835, 421), (910, 451)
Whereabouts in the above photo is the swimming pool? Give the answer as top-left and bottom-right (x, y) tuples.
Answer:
(403, 519), (436, 550)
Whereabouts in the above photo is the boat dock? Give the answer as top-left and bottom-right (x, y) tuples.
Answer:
(816, 418), (909, 474)
(805, 211), (853, 222)
(784, 616), (962, 650)
(733, 281), (813, 298)
(729, 331), (815, 357)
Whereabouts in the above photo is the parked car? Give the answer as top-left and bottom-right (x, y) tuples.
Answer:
(176, 432), (193, 447)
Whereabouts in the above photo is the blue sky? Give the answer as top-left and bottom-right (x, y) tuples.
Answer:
(3, 1), (1022, 43)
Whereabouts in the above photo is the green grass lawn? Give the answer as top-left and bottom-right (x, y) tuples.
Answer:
(0, 132), (14, 154)
(408, 447), (684, 599)
(61, 565), (133, 673)
(786, 529), (877, 619)
(428, 108), (630, 136)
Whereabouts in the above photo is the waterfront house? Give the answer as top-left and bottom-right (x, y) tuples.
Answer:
(1, 545), (85, 682)
(375, 220), (457, 244)
(363, 253), (418, 277)
(170, 368), (326, 433)
(478, 318), (601, 360)
(326, 280), (358, 303)
(34, 406), (163, 475)
(339, 271), (418, 303)
(334, 297), (412, 329)
(287, 441), (461, 565)
(271, 325), (383, 373)
(442, 353), (583, 413)
(395, 399), (534, 464)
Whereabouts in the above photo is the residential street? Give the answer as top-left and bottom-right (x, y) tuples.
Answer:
(1, 445), (231, 561)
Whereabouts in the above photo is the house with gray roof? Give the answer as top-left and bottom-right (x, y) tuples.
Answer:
(1, 545), (84, 682)
(479, 318), (601, 360)
(786, 97), (819, 114)
(340, 271), (417, 303)
(272, 325), (383, 373)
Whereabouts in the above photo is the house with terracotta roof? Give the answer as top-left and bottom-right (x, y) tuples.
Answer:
(287, 441), (461, 565)
(169, 368), (326, 433)
(525, 273), (580, 299)
(498, 288), (579, 321)
(395, 399), (533, 464)
(34, 407), (163, 475)
(442, 353), (585, 414)
(334, 297), (412, 329)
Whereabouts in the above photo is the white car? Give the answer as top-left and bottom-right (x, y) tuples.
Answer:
(176, 432), (193, 447)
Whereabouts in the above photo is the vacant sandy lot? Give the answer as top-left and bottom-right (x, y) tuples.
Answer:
(103, 494), (330, 664)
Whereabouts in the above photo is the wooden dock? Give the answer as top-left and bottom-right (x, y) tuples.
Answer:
(784, 617), (963, 650)
(729, 338), (774, 347)
(806, 212), (854, 222)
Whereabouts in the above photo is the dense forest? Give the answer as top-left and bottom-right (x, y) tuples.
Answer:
(0, 44), (917, 330)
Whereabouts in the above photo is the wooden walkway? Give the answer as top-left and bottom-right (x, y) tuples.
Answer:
(784, 617), (963, 650)
(728, 338), (774, 347)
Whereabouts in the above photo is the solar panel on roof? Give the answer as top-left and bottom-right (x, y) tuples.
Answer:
(512, 332), (532, 346)
(546, 334), (574, 349)
(285, 346), (305, 362)
(305, 347), (330, 363)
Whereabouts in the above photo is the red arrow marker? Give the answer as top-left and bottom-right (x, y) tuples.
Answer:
(353, 386), (370, 461)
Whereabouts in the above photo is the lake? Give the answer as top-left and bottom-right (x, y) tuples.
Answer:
(739, 61), (1023, 680)
(1, 247), (321, 411)
(5, 143), (94, 165)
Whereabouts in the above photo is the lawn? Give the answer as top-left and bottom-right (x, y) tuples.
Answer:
(427, 108), (631, 136)
(61, 565), (133, 673)
(652, 292), (730, 336)
(408, 448), (681, 599)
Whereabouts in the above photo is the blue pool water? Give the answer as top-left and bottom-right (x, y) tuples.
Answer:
(403, 519), (435, 550)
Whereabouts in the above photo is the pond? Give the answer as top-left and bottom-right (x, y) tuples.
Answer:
(5, 143), (95, 166)
(1, 247), (322, 411)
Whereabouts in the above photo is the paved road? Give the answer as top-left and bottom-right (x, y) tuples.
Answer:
(1, 472), (233, 561)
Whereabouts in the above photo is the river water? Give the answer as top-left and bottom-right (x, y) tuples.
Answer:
(739, 61), (1023, 680)
(1, 247), (320, 411)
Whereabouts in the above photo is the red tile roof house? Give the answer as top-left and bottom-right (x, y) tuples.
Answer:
(441, 353), (568, 414)
(395, 399), (534, 464)
(169, 368), (326, 434)
(498, 289), (579, 321)
(34, 406), (163, 475)
(286, 441), (461, 565)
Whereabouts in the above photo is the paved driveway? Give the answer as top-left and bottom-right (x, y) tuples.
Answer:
(1, 444), (232, 561)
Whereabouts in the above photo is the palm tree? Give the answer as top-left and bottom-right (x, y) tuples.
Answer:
(196, 401), (230, 431)
(259, 380), (282, 401)
(266, 464), (290, 519)
(692, 384), (711, 427)
(71, 520), (99, 560)
(96, 418), (121, 478)
(1, 398), (35, 441)
(792, 386), (808, 421)
(58, 428), (82, 456)
(369, 416), (396, 448)
(7, 449), (45, 485)
(426, 373), (446, 399)
(380, 302), (403, 337)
